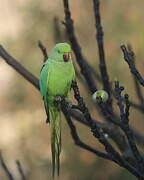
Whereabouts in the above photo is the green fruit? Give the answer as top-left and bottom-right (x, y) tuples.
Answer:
(92, 90), (109, 103)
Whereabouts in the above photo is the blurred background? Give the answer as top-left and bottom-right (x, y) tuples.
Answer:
(0, 0), (144, 179)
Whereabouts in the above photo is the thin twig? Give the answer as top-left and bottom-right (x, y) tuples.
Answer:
(127, 45), (144, 106)
(38, 41), (48, 62)
(121, 45), (144, 87)
(0, 152), (15, 180)
(16, 160), (26, 180)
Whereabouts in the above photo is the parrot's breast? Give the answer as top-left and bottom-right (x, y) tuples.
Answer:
(47, 61), (74, 101)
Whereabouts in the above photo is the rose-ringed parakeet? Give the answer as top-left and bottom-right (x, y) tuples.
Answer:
(39, 43), (75, 177)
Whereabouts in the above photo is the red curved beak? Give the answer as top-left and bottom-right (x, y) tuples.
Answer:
(63, 53), (70, 62)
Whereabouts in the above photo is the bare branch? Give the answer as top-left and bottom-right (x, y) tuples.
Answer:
(121, 45), (144, 87)
(127, 45), (144, 106)
(0, 152), (15, 180)
(38, 40), (48, 62)
(71, 80), (144, 178)
(16, 160), (26, 180)
(93, 0), (112, 102)
(0, 45), (39, 90)
(114, 81), (144, 172)
(63, 0), (97, 93)
(63, 107), (113, 160)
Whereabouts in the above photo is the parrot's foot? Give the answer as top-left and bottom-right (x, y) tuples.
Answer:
(54, 95), (62, 106)
(64, 98), (73, 111)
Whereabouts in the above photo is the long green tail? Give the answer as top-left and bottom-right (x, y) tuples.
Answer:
(49, 106), (61, 177)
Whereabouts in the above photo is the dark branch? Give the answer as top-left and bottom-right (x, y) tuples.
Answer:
(114, 81), (144, 172)
(71, 80), (144, 178)
(127, 45), (144, 106)
(63, 0), (97, 93)
(93, 0), (111, 102)
(0, 152), (15, 180)
(121, 45), (144, 87)
(69, 108), (134, 157)
(63, 107), (113, 160)
(38, 40), (48, 62)
(0, 45), (39, 90)
(16, 160), (26, 180)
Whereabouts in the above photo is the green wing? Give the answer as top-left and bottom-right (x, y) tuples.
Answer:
(39, 61), (50, 122)
(40, 61), (49, 97)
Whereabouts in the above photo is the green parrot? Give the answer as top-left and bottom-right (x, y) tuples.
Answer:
(39, 43), (75, 177)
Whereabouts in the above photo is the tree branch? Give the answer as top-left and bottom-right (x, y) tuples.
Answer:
(127, 45), (144, 107)
(0, 152), (15, 180)
(38, 41), (48, 62)
(63, 0), (97, 93)
(114, 81), (144, 172)
(63, 107), (113, 160)
(0, 45), (39, 90)
(71, 80), (144, 178)
(121, 45), (144, 87)
(93, 0), (112, 103)
(16, 160), (26, 180)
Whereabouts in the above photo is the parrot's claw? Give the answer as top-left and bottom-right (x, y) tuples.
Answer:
(65, 99), (73, 110)
(54, 95), (62, 105)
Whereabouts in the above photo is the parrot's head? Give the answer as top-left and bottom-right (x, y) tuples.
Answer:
(49, 43), (72, 63)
